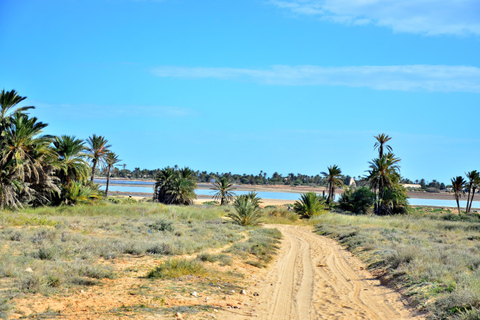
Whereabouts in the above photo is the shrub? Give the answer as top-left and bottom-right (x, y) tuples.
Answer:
(229, 196), (262, 226)
(147, 219), (174, 232)
(147, 258), (206, 279)
(338, 187), (375, 214)
(197, 253), (233, 266)
(293, 192), (326, 218)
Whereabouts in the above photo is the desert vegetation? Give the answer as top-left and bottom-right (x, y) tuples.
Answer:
(0, 201), (282, 318)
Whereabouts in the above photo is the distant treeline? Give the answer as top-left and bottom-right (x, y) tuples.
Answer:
(102, 166), (448, 190)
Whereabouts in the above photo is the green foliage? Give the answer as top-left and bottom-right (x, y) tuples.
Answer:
(211, 177), (236, 205)
(62, 181), (102, 205)
(147, 219), (175, 232)
(293, 192), (326, 218)
(229, 194), (262, 226)
(107, 196), (138, 204)
(154, 167), (197, 205)
(321, 165), (343, 204)
(452, 176), (467, 215)
(146, 258), (207, 279)
(52, 135), (90, 185)
(338, 187), (375, 214)
(86, 134), (111, 182)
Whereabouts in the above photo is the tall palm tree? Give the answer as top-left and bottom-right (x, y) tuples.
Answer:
(321, 165), (343, 204)
(451, 176), (466, 215)
(373, 133), (393, 158)
(468, 173), (480, 213)
(366, 153), (402, 215)
(86, 134), (111, 182)
(465, 170), (479, 213)
(104, 152), (121, 197)
(211, 177), (236, 205)
(52, 135), (90, 185)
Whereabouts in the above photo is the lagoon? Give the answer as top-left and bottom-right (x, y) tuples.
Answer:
(97, 181), (480, 209)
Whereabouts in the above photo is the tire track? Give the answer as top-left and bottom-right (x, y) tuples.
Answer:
(223, 225), (422, 320)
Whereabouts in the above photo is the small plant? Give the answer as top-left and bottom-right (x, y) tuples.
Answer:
(293, 192), (326, 218)
(147, 219), (174, 232)
(147, 258), (207, 279)
(197, 253), (233, 266)
(229, 195), (262, 226)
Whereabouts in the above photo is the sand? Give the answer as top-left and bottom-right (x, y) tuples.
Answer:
(219, 225), (423, 320)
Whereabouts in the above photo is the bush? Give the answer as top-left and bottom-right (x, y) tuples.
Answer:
(147, 219), (174, 232)
(229, 195), (262, 226)
(293, 192), (326, 218)
(338, 187), (375, 214)
(147, 258), (206, 279)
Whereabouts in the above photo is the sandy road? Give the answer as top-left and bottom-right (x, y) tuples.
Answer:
(224, 225), (422, 320)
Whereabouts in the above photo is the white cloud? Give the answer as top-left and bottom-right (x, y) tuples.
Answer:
(268, 0), (480, 35)
(151, 65), (480, 92)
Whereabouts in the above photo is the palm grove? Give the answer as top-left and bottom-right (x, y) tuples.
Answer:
(0, 89), (120, 209)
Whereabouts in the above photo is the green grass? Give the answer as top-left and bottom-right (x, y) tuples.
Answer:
(310, 208), (480, 319)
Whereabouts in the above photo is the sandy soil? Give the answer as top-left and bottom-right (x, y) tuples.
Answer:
(219, 225), (423, 320)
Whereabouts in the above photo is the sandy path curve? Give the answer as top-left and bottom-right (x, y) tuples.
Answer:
(222, 225), (422, 320)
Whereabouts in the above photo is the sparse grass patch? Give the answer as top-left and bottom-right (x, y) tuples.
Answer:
(226, 228), (282, 266)
(197, 253), (233, 266)
(146, 258), (207, 279)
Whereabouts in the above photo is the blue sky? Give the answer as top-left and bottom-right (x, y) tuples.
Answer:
(1, 0), (480, 183)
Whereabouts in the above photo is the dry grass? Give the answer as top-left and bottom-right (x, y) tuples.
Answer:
(309, 207), (480, 319)
(0, 201), (281, 319)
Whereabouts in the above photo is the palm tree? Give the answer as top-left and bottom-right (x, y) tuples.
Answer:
(52, 135), (90, 185)
(0, 89), (33, 120)
(321, 165), (343, 204)
(154, 166), (176, 203)
(373, 133), (393, 158)
(211, 177), (236, 205)
(465, 170), (479, 213)
(366, 153), (403, 215)
(468, 173), (480, 213)
(104, 152), (121, 197)
(86, 134), (111, 182)
(451, 176), (466, 215)
(229, 195), (262, 226)
(293, 192), (325, 218)
(154, 166), (197, 205)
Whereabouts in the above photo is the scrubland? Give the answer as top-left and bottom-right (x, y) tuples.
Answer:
(2, 201), (480, 319)
(312, 207), (480, 319)
(0, 201), (281, 319)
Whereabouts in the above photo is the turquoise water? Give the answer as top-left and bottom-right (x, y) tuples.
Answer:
(99, 182), (480, 209)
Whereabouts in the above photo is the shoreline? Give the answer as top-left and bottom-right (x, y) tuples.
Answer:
(102, 179), (460, 201)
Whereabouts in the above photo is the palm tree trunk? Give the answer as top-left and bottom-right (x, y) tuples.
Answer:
(105, 166), (111, 197)
(466, 185), (472, 213)
(469, 188), (477, 212)
(91, 160), (97, 182)
(456, 194), (461, 215)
